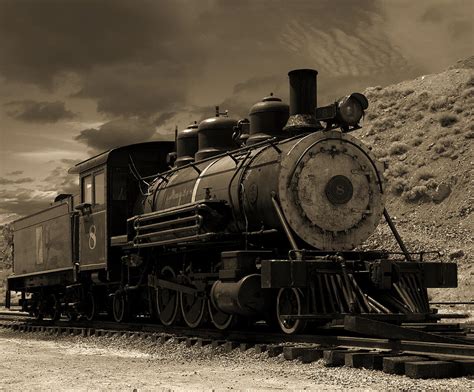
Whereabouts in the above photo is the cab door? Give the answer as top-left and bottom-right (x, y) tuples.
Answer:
(78, 169), (107, 271)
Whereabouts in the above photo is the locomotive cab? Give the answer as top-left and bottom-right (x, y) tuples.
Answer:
(68, 141), (175, 275)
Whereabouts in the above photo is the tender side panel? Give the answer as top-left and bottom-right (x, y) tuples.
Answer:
(13, 202), (73, 275)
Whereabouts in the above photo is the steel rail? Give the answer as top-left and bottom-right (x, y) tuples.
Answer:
(1, 315), (473, 358)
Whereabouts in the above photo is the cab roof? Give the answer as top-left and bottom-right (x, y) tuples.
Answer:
(68, 141), (174, 174)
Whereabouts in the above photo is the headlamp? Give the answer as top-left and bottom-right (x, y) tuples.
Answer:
(315, 92), (368, 132)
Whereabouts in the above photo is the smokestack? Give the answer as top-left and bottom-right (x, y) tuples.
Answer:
(284, 69), (322, 133)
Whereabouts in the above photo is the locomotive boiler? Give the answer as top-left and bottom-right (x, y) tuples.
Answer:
(6, 69), (458, 334)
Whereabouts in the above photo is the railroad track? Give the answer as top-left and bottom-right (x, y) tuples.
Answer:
(1, 311), (473, 379)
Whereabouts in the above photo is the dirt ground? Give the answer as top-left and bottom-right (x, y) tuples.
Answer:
(0, 329), (473, 391)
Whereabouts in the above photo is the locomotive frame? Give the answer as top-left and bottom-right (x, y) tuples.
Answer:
(6, 69), (458, 334)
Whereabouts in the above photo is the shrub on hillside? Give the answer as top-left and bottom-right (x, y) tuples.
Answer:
(414, 168), (435, 182)
(413, 112), (424, 121)
(462, 87), (474, 98)
(439, 114), (459, 127)
(372, 118), (394, 132)
(0, 224), (13, 270)
(402, 185), (430, 202)
(390, 178), (408, 195)
(389, 142), (409, 155)
(386, 162), (409, 177)
(430, 96), (449, 112)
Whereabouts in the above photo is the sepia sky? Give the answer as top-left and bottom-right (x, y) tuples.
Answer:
(0, 0), (472, 223)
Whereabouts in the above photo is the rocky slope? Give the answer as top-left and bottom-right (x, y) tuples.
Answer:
(356, 56), (473, 301)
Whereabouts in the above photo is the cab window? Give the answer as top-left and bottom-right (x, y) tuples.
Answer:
(94, 171), (105, 205)
(82, 175), (92, 204)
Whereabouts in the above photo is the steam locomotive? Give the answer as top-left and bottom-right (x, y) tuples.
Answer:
(6, 69), (457, 334)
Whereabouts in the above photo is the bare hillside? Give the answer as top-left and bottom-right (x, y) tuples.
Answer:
(356, 56), (474, 301)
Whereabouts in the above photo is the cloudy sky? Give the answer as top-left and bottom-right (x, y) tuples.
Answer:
(0, 0), (472, 223)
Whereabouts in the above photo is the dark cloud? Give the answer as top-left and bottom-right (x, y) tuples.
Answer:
(0, 177), (34, 185)
(74, 118), (158, 151)
(6, 171), (23, 176)
(0, 163), (79, 219)
(0, 188), (54, 217)
(42, 167), (79, 196)
(233, 76), (283, 95)
(153, 112), (178, 127)
(0, 0), (190, 87)
(73, 63), (186, 117)
(4, 100), (76, 123)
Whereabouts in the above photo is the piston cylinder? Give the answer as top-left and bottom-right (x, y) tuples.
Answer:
(210, 274), (265, 316)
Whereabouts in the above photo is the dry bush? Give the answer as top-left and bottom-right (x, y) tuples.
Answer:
(390, 178), (408, 195)
(366, 112), (378, 121)
(413, 112), (424, 121)
(372, 118), (395, 132)
(390, 133), (402, 142)
(453, 105), (464, 114)
(430, 96), (448, 112)
(373, 147), (388, 158)
(416, 129), (425, 137)
(438, 114), (459, 127)
(402, 185), (430, 202)
(386, 162), (409, 177)
(389, 141), (409, 155)
(462, 87), (474, 98)
(433, 136), (456, 157)
(414, 168), (435, 182)
(411, 137), (423, 146)
(0, 224), (13, 270)
(401, 88), (415, 97)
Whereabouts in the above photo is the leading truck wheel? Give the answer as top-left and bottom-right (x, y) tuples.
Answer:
(276, 288), (307, 334)
(207, 298), (235, 330)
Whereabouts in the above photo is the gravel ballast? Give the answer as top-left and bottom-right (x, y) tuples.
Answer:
(1, 329), (473, 391)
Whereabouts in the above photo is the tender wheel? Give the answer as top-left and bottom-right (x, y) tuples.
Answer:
(49, 294), (61, 322)
(156, 266), (179, 326)
(113, 290), (130, 323)
(207, 298), (235, 330)
(276, 288), (307, 334)
(180, 282), (206, 328)
(84, 291), (96, 321)
(31, 294), (44, 321)
(66, 311), (78, 322)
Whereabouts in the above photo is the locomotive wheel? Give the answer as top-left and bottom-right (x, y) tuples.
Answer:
(180, 284), (206, 328)
(276, 288), (307, 334)
(207, 298), (235, 330)
(148, 287), (159, 321)
(84, 292), (97, 321)
(112, 290), (130, 323)
(156, 266), (179, 326)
